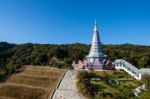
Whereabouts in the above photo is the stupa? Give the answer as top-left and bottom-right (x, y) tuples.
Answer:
(86, 21), (105, 63)
(72, 21), (114, 70)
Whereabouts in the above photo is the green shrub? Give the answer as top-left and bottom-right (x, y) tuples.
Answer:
(77, 71), (96, 98)
(141, 74), (150, 90)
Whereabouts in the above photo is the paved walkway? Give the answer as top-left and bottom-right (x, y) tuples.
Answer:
(52, 70), (85, 99)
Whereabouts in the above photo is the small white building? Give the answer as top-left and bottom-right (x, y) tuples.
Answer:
(114, 59), (150, 80)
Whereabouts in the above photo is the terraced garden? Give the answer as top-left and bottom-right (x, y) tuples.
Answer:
(0, 66), (66, 99)
(95, 71), (141, 98)
(77, 70), (141, 99)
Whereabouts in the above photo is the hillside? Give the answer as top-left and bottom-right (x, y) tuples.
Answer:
(0, 66), (66, 99)
(0, 42), (150, 81)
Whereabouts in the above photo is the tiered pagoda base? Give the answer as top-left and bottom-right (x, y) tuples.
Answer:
(72, 59), (114, 70)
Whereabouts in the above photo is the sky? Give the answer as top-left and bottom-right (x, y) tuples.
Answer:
(0, 0), (150, 45)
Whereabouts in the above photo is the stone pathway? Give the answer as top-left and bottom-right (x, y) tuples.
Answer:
(52, 70), (85, 99)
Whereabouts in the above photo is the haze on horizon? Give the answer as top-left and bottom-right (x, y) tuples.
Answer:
(0, 0), (150, 45)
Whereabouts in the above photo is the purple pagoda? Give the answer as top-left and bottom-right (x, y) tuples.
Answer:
(72, 21), (114, 70)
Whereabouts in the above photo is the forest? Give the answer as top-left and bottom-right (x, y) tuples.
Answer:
(0, 42), (150, 81)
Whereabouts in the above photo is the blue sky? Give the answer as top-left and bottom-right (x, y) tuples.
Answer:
(0, 0), (150, 45)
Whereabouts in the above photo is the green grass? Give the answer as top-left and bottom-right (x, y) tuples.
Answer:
(94, 70), (140, 98)
(77, 70), (141, 99)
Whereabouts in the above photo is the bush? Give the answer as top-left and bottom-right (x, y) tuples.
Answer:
(77, 71), (96, 98)
(141, 74), (150, 90)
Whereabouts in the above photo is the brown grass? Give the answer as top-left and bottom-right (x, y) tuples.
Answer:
(94, 70), (114, 77)
(0, 96), (16, 99)
(0, 84), (51, 99)
(22, 66), (65, 78)
(7, 74), (59, 89)
(0, 66), (66, 99)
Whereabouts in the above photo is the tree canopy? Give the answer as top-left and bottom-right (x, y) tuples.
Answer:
(0, 42), (150, 81)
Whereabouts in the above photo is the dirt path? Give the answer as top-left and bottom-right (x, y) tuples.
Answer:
(52, 70), (85, 99)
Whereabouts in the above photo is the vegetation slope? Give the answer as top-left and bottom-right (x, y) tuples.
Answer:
(0, 42), (150, 81)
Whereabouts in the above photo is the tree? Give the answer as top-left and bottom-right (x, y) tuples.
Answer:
(138, 56), (149, 68)
(140, 90), (150, 99)
(0, 42), (150, 82)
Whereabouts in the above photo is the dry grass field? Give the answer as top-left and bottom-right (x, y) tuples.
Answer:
(0, 66), (66, 99)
